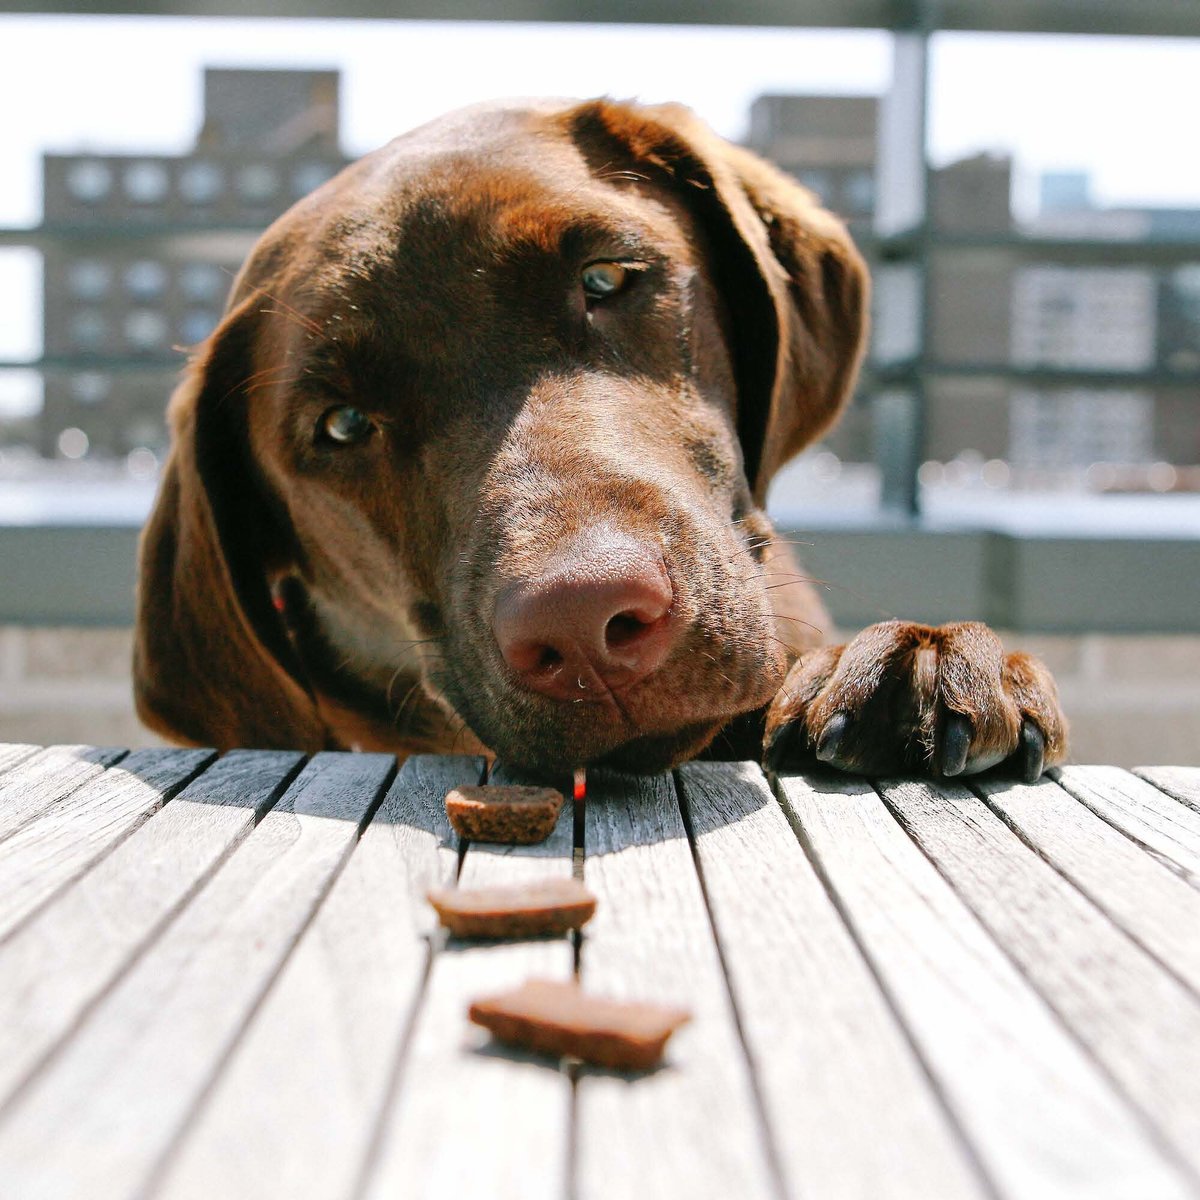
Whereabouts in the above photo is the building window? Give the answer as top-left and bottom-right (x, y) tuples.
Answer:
(69, 372), (111, 405)
(123, 161), (171, 204)
(845, 169), (875, 215)
(797, 169), (833, 201)
(179, 262), (226, 302)
(125, 309), (169, 351)
(179, 309), (219, 344)
(67, 260), (112, 301)
(179, 161), (224, 205)
(70, 310), (108, 351)
(124, 259), (169, 300)
(292, 161), (337, 198)
(65, 160), (113, 204)
(237, 163), (279, 203)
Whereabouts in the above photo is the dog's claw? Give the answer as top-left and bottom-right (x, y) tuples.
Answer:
(939, 713), (973, 777)
(1018, 720), (1046, 783)
(815, 712), (851, 766)
(764, 720), (802, 772)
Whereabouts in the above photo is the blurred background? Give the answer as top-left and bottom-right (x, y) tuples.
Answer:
(0, 2), (1197, 764)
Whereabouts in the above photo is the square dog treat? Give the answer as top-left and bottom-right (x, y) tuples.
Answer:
(469, 977), (691, 1071)
(445, 784), (564, 844)
(428, 878), (596, 939)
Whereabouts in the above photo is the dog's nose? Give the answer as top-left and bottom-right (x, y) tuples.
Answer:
(493, 533), (676, 702)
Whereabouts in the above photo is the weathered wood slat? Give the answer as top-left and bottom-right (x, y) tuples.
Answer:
(0, 751), (393, 1200)
(0, 750), (302, 1108)
(884, 776), (1200, 1183)
(678, 762), (989, 1200)
(1135, 767), (1200, 815)
(777, 771), (1195, 1200)
(0, 745), (126, 843)
(0, 748), (214, 941)
(0, 744), (39, 778)
(976, 776), (1200, 996)
(360, 760), (574, 1200)
(155, 755), (481, 1200)
(576, 769), (777, 1200)
(1053, 766), (1200, 889)
(460, 763), (575, 886)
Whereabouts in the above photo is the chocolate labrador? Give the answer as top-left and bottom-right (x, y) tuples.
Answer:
(134, 98), (1067, 779)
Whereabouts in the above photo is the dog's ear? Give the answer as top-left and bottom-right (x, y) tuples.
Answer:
(567, 100), (869, 505)
(134, 298), (326, 751)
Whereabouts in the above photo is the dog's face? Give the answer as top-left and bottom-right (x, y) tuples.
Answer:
(134, 100), (867, 771)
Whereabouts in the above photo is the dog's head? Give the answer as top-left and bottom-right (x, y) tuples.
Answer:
(134, 98), (867, 771)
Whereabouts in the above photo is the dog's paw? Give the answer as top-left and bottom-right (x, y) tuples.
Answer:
(763, 620), (1067, 783)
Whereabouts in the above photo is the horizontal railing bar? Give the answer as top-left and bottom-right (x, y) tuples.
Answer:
(2, 0), (1198, 37)
(878, 232), (1200, 263)
(870, 362), (1200, 389)
(1, 520), (1197, 633)
(0, 225), (266, 247)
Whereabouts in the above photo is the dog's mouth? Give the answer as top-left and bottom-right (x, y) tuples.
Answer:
(436, 622), (786, 775)
(429, 475), (791, 773)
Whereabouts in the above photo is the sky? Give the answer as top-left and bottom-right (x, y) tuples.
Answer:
(1, 14), (1198, 399)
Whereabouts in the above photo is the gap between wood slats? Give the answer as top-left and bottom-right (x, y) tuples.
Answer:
(0, 750), (306, 1115)
(673, 767), (794, 1200)
(575, 770), (778, 1200)
(346, 755), (487, 1200)
(970, 775), (1200, 1001)
(0, 752), (397, 1200)
(774, 770), (1195, 1200)
(1051, 767), (1200, 890)
(141, 753), (401, 1199)
(685, 763), (992, 1200)
(0, 745), (128, 844)
(0, 748), (216, 945)
(769, 770), (1005, 1200)
(879, 776), (1200, 1190)
(155, 754), (486, 1200)
(1135, 768), (1200, 816)
(355, 757), (572, 1200)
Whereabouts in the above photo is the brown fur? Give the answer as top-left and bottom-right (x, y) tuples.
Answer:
(134, 98), (1066, 778)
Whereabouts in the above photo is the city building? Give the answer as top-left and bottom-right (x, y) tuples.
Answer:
(743, 95), (878, 462)
(38, 67), (350, 461)
(744, 92), (1200, 477)
(744, 94), (877, 234)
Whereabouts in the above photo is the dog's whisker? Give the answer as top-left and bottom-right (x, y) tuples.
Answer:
(698, 651), (738, 691)
(245, 282), (324, 338)
(771, 613), (826, 634)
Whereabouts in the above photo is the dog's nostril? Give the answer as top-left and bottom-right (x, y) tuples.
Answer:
(535, 646), (564, 673)
(605, 611), (649, 649)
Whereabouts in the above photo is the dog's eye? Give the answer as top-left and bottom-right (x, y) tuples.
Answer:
(581, 261), (628, 301)
(319, 406), (374, 446)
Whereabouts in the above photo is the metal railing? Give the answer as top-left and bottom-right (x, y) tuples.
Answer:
(1, 1), (1197, 633)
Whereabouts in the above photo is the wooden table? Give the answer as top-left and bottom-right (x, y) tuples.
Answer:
(0, 744), (1198, 1199)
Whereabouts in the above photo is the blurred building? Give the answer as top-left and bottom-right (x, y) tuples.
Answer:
(744, 93), (1200, 477)
(744, 95), (877, 460)
(745, 95), (877, 235)
(39, 68), (349, 460)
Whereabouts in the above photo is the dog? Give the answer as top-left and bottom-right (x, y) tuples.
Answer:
(134, 98), (1067, 781)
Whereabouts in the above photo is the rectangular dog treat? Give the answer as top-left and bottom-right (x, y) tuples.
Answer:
(444, 784), (564, 844)
(427, 878), (597, 939)
(469, 977), (691, 1071)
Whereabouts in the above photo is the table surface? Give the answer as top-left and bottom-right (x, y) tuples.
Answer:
(0, 744), (1198, 1200)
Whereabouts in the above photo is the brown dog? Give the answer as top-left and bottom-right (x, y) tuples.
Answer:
(134, 98), (1066, 780)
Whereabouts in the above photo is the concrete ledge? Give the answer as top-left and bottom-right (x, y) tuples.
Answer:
(790, 525), (1200, 634)
(2, 520), (1197, 633)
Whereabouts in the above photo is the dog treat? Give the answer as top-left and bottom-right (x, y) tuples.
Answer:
(469, 978), (691, 1071)
(444, 784), (564, 844)
(427, 878), (597, 939)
